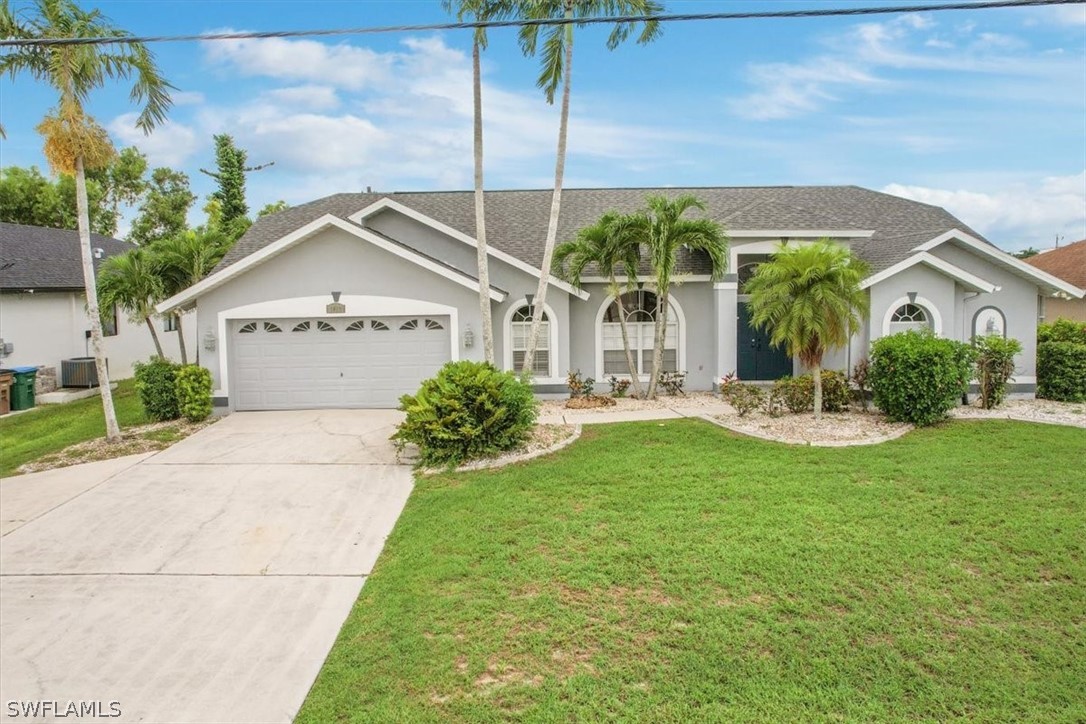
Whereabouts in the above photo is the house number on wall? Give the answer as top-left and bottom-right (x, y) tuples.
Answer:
(326, 302), (346, 314)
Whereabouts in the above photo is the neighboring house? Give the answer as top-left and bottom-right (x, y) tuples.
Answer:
(1023, 239), (1086, 322)
(0, 222), (194, 381)
(156, 186), (1085, 411)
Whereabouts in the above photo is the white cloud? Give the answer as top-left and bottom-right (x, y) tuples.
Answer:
(728, 58), (881, 120)
(172, 91), (206, 106)
(108, 113), (203, 167)
(883, 171), (1086, 249)
(262, 85), (340, 111)
(203, 33), (394, 90)
(1047, 6), (1086, 26)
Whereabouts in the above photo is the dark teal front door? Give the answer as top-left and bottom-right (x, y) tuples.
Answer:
(737, 302), (793, 380)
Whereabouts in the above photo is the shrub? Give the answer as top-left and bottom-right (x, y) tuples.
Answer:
(869, 331), (975, 426)
(723, 383), (763, 417)
(566, 370), (594, 398)
(762, 386), (784, 418)
(174, 364), (213, 422)
(393, 361), (538, 467)
(1038, 318), (1086, 345)
(1037, 341), (1086, 402)
(657, 370), (687, 396)
(134, 357), (180, 421)
(973, 335), (1022, 409)
(608, 376), (631, 398)
(851, 358), (871, 411)
(1036, 319), (1086, 403)
(773, 375), (811, 413)
(771, 370), (850, 414)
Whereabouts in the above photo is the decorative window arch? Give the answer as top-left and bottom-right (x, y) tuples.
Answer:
(263, 322), (282, 333)
(595, 290), (684, 378)
(292, 321), (311, 332)
(882, 296), (942, 336)
(400, 319), (419, 330)
(316, 320), (336, 332)
(504, 300), (558, 379)
(345, 320), (365, 331)
(972, 306), (1006, 338)
(238, 322), (257, 334)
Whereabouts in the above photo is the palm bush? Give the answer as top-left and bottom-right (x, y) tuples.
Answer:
(744, 240), (869, 419)
(393, 361), (538, 467)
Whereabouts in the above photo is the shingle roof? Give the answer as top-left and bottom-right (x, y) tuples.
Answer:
(1022, 239), (1086, 288)
(0, 222), (133, 291)
(218, 185), (988, 278)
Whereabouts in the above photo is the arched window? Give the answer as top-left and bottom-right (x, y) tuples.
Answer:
(509, 306), (551, 377)
(889, 303), (932, 333)
(601, 290), (678, 376)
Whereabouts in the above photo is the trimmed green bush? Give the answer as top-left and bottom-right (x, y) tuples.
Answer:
(973, 335), (1022, 409)
(1037, 341), (1086, 402)
(772, 370), (851, 414)
(174, 365), (213, 422)
(393, 361), (538, 467)
(722, 382), (763, 417)
(133, 357), (180, 421)
(1038, 318), (1086, 345)
(869, 331), (975, 426)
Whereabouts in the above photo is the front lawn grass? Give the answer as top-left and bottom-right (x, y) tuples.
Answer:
(299, 419), (1086, 722)
(0, 379), (147, 477)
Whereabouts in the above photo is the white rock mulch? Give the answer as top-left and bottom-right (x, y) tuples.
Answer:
(539, 391), (723, 416)
(950, 398), (1086, 428)
(709, 410), (913, 447)
(413, 423), (580, 474)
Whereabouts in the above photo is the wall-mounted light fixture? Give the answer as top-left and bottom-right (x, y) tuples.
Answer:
(907, 291), (918, 304)
(331, 291), (341, 303)
(203, 329), (217, 352)
(463, 325), (474, 348)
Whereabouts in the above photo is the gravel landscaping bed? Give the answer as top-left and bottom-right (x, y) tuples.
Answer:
(17, 418), (217, 474)
(950, 398), (1086, 427)
(409, 423), (579, 473)
(712, 410), (913, 446)
(541, 391), (723, 415)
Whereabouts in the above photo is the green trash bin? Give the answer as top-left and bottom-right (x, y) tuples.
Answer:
(10, 366), (38, 411)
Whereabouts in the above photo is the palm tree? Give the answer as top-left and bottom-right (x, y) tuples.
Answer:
(97, 247), (166, 357)
(150, 229), (229, 364)
(631, 195), (728, 398)
(441, 0), (514, 364)
(2, 0), (173, 442)
(744, 240), (870, 419)
(516, 0), (662, 375)
(553, 211), (644, 397)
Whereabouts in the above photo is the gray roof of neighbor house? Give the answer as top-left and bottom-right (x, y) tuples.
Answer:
(0, 222), (133, 292)
(218, 186), (989, 278)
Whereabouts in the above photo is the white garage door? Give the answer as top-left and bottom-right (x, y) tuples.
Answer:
(231, 316), (451, 410)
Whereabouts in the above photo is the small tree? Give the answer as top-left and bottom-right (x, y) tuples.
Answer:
(97, 248), (166, 357)
(634, 195), (728, 398)
(744, 241), (869, 419)
(553, 211), (644, 397)
(200, 134), (271, 241)
(973, 335), (1022, 409)
(150, 229), (230, 363)
(128, 167), (195, 246)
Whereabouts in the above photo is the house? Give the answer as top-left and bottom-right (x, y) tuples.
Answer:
(1023, 239), (1086, 322)
(155, 186), (1085, 411)
(0, 222), (194, 384)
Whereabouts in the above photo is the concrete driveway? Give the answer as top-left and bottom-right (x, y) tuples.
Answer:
(0, 410), (413, 723)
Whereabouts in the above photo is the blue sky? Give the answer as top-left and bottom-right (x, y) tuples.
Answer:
(1, 0), (1084, 251)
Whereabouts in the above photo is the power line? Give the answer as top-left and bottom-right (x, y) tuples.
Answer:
(1, 0), (1081, 48)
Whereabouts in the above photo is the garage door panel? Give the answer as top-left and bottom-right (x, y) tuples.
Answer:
(231, 316), (451, 410)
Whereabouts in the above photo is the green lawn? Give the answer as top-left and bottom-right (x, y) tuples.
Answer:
(299, 419), (1086, 722)
(0, 379), (147, 477)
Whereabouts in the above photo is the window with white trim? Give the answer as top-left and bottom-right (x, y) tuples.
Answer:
(163, 314), (179, 332)
(602, 291), (677, 375)
(889, 303), (932, 333)
(510, 306), (550, 377)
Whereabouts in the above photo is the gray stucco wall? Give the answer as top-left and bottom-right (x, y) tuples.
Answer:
(929, 243), (1041, 377)
(568, 281), (717, 390)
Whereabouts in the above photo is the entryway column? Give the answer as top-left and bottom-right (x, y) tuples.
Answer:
(714, 278), (738, 381)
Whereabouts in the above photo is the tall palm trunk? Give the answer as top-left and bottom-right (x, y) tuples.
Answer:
(646, 282), (669, 399)
(612, 283), (643, 398)
(174, 312), (188, 365)
(472, 39), (495, 364)
(812, 361), (823, 420)
(76, 155), (121, 442)
(144, 316), (164, 357)
(522, 14), (573, 375)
